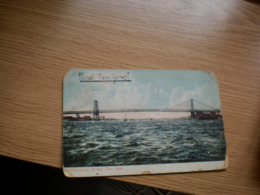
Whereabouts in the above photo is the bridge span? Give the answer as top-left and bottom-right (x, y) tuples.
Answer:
(63, 99), (221, 120)
(63, 108), (220, 115)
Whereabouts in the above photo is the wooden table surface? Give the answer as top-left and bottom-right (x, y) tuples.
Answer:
(1, 0), (260, 194)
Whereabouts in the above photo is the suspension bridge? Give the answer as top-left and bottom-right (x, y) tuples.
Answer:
(63, 99), (221, 120)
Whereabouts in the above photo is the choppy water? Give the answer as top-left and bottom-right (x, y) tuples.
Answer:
(63, 119), (226, 167)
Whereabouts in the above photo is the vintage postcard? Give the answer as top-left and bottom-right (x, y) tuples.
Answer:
(63, 69), (227, 177)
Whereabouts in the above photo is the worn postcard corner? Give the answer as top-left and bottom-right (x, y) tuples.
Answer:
(62, 69), (227, 177)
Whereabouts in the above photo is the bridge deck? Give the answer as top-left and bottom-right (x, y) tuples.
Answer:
(63, 109), (220, 115)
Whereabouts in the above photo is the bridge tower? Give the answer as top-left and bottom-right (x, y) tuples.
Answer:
(93, 100), (100, 120)
(190, 99), (195, 119)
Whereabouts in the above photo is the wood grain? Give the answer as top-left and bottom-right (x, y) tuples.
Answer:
(0, 0), (260, 194)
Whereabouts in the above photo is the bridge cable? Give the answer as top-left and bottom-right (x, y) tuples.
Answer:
(193, 99), (218, 110)
(171, 100), (191, 108)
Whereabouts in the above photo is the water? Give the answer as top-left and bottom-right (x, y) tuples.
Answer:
(63, 119), (226, 167)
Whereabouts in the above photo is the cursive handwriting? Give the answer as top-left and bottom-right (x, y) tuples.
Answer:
(78, 72), (131, 82)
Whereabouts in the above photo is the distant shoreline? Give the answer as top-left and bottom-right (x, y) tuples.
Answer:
(63, 116), (194, 121)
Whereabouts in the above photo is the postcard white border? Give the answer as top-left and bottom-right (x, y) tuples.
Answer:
(63, 160), (227, 177)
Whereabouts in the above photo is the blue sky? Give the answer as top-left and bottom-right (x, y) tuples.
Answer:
(63, 69), (221, 112)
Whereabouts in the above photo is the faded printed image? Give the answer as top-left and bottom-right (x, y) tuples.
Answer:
(63, 70), (226, 167)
